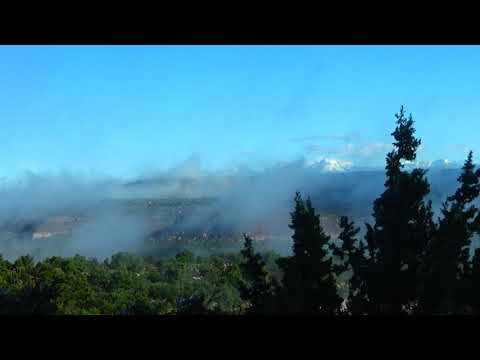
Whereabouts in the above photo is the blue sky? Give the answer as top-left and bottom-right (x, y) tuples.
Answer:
(0, 45), (479, 178)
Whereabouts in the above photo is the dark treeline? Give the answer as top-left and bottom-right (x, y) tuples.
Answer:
(1, 106), (480, 315)
(241, 106), (480, 315)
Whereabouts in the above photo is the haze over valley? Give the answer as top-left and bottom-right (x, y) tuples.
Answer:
(0, 156), (469, 261)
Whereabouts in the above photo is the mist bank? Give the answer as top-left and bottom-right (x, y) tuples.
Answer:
(0, 171), (148, 261)
(0, 171), (117, 224)
(0, 161), (468, 261)
(130, 162), (464, 230)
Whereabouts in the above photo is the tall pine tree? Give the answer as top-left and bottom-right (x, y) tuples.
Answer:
(239, 234), (273, 314)
(423, 151), (480, 314)
(470, 248), (480, 314)
(277, 192), (342, 314)
(364, 106), (434, 314)
(330, 216), (369, 314)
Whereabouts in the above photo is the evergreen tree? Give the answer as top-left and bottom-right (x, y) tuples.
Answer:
(473, 166), (480, 231)
(471, 168), (480, 314)
(330, 217), (359, 272)
(277, 192), (342, 314)
(330, 216), (369, 314)
(239, 234), (272, 314)
(470, 248), (480, 314)
(365, 106), (434, 314)
(423, 151), (480, 314)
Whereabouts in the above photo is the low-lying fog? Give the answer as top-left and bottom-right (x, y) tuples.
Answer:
(0, 159), (473, 261)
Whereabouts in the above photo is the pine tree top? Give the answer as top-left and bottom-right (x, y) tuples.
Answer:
(447, 151), (480, 206)
(338, 216), (360, 253)
(384, 106), (423, 188)
(391, 105), (421, 162)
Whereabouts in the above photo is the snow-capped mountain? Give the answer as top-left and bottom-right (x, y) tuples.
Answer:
(429, 159), (459, 169)
(305, 158), (353, 172)
(306, 157), (460, 173)
(402, 159), (460, 171)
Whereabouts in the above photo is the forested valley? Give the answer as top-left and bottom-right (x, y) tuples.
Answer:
(1, 106), (480, 315)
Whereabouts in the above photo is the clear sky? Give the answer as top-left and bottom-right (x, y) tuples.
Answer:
(0, 45), (479, 178)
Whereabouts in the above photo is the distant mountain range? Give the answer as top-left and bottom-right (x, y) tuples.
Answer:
(118, 159), (465, 233)
(305, 158), (461, 173)
(124, 158), (461, 188)
(121, 159), (463, 201)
